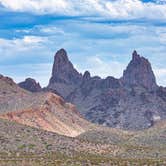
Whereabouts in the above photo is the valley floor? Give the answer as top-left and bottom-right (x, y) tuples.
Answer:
(0, 153), (166, 166)
(0, 119), (166, 166)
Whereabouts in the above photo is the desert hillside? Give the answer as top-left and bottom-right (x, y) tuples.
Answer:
(0, 75), (91, 137)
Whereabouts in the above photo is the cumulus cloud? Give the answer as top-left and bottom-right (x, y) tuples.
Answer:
(0, 0), (166, 20)
(77, 55), (126, 79)
(22, 36), (45, 44)
(154, 68), (166, 86)
(0, 36), (53, 86)
(0, 0), (70, 14)
(0, 36), (47, 60)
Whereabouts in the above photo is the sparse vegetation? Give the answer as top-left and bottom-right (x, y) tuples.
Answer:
(0, 74), (166, 165)
(0, 119), (166, 165)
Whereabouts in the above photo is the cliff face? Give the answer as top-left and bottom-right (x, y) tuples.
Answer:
(50, 49), (82, 84)
(122, 51), (157, 91)
(48, 49), (82, 98)
(47, 49), (166, 130)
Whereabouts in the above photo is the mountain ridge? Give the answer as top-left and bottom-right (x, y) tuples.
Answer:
(46, 48), (166, 130)
(1, 50), (166, 164)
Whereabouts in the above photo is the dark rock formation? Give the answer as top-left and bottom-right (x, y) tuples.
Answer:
(122, 50), (157, 91)
(83, 71), (91, 81)
(50, 49), (82, 85)
(47, 49), (166, 130)
(48, 49), (82, 98)
(18, 78), (41, 92)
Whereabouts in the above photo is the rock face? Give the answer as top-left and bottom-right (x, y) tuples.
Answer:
(122, 51), (157, 91)
(18, 78), (42, 92)
(48, 49), (82, 98)
(0, 74), (91, 137)
(47, 49), (166, 130)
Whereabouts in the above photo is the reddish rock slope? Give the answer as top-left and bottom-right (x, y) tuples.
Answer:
(0, 75), (91, 137)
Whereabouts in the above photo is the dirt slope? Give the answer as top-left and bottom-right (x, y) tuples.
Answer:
(0, 75), (91, 137)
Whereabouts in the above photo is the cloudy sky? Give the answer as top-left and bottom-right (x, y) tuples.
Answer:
(0, 0), (166, 87)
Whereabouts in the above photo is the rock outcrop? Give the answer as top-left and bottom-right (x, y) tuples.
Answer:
(47, 49), (166, 130)
(48, 49), (82, 98)
(122, 50), (157, 91)
(18, 78), (42, 92)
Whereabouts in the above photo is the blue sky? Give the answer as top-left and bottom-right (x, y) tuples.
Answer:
(0, 0), (166, 87)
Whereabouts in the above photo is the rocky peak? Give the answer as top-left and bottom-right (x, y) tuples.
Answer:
(83, 71), (91, 81)
(132, 50), (140, 60)
(18, 78), (41, 92)
(49, 48), (82, 85)
(53, 48), (69, 67)
(122, 50), (157, 91)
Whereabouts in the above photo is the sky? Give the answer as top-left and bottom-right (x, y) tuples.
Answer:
(0, 0), (166, 87)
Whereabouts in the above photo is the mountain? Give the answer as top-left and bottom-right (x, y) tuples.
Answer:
(0, 74), (91, 137)
(122, 50), (157, 91)
(18, 78), (42, 92)
(0, 59), (166, 165)
(47, 49), (166, 130)
(48, 48), (82, 98)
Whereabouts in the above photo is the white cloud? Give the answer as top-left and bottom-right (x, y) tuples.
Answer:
(105, 0), (166, 19)
(22, 36), (44, 44)
(0, 0), (166, 20)
(0, 0), (70, 14)
(40, 26), (65, 35)
(0, 36), (48, 60)
(0, 36), (53, 86)
(156, 27), (166, 44)
(0, 35), (46, 46)
(77, 55), (126, 79)
(154, 68), (166, 86)
(16, 25), (66, 37)
(0, 22), (166, 86)
(155, 68), (166, 77)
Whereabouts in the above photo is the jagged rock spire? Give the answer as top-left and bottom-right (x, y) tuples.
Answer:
(49, 48), (82, 85)
(122, 50), (157, 91)
(48, 49), (82, 98)
(132, 50), (140, 60)
(83, 71), (91, 81)
(52, 49), (69, 72)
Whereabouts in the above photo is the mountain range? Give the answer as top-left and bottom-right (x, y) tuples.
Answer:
(45, 49), (166, 130)
(1, 49), (166, 165)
